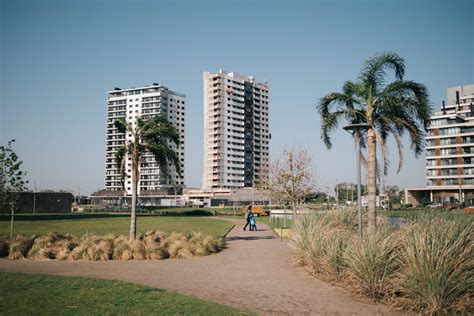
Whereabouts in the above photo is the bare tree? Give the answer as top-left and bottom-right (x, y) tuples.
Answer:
(262, 148), (315, 217)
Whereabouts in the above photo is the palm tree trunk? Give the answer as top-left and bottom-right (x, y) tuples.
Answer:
(130, 161), (138, 240)
(367, 128), (377, 234)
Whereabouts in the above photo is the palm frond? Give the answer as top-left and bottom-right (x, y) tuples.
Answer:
(141, 116), (180, 146)
(115, 147), (127, 189)
(114, 118), (129, 134)
(359, 52), (405, 94)
(146, 143), (181, 180)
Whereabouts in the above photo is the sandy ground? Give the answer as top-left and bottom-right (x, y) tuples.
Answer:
(0, 218), (406, 315)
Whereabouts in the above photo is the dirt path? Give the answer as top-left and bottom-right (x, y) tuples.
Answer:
(0, 218), (404, 315)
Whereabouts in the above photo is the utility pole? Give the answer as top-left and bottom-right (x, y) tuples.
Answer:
(33, 182), (37, 214)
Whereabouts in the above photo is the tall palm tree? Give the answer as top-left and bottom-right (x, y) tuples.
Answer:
(317, 52), (431, 234)
(114, 115), (181, 239)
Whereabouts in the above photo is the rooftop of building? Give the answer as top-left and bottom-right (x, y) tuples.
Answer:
(108, 83), (186, 97)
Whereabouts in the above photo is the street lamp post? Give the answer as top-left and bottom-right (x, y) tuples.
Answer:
(343, 123), (370, 240)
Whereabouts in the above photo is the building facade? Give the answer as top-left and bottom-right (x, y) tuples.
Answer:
(105, 83), (185, 195)
(202, 70), (270, 189)
(406, 84), (474, 205)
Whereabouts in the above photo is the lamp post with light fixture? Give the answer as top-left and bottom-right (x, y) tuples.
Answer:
(343, 123), (370, 239)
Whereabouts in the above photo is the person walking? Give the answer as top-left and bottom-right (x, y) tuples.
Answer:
(243, 205), (252, 231)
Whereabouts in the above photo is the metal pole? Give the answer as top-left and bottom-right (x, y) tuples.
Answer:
(356, 139), (363, 239)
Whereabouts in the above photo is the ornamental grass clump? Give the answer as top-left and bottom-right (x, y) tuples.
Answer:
(319, 228), (352, 281)
(344, 227), (400, 300)
(27, 232), (77, 260)
(112, 236), (147, 260)
(291, 211), (356, 275)
(71, 235), (114, 261)
(397, 215), (473, 314)
(139, 230), (169, 260)
(8, 235), (35, 260)
(0, 238), (9, 257)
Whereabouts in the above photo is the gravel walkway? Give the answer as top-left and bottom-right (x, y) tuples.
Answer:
(0, 218), (404, 315)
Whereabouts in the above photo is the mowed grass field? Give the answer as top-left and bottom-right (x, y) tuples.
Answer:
(0, 272), (249, 316)
(0, 215), (234, 238)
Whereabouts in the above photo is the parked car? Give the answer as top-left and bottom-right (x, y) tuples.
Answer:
(426, 203), (442, 209)
(442, 203), (461, 210)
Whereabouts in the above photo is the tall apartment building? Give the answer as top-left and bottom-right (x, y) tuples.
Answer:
(407, 84), (474, 205)
(105, 83), (185, 195)
(202, 70), (270, 189)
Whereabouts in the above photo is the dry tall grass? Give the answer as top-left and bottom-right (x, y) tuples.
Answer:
(70, 235), (114, 261)
(291, 210), (356, 278)
(397, 216), (473, 314)
(291, 211), (473, 314)
(344, 227), (400, 299)
(8, 235), (35, 259)
(27, 232), (77, 260)
(4, 230), (225, 261)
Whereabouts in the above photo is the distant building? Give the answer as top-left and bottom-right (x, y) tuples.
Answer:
(202, 70), (270, 190)
(105, 84), (185, 195)
(406, 84), (474, 206)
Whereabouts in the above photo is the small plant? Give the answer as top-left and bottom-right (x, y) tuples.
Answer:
(27, 232), (77, 260)
(397, 216), (473, 314)
(71, 235), (114, 261)
(8, 235), (35, 260)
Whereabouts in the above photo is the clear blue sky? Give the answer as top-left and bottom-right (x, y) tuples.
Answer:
(1, 0), (473, 195)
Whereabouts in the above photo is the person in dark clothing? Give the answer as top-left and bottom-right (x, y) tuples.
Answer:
(243, 205), (252, 231)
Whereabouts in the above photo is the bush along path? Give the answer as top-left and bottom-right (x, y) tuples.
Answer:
(0, 218), (403, 315)
(291, 210), (473, 315)
(1, 231), (225, 261)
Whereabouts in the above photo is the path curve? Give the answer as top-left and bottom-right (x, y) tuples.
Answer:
(0, 218), (404, 315)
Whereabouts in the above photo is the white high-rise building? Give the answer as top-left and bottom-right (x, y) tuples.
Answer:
(202, 70), (270, 189)
(105, 83), (185, 195)
(424, 84), (474, 203)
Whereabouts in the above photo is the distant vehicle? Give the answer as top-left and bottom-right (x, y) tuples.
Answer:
(426, 203), (442, 209)
(361, 195), (388, 210)
(442, 203), (461, 210)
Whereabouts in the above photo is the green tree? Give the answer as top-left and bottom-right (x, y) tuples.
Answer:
(317, 52), (431, 234)
(114, 116), (181, 239)
(0, 140), (28, 239)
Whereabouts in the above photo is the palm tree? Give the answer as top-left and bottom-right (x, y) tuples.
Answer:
(114, 115), (181, 239)
(317, 52), (431, 234)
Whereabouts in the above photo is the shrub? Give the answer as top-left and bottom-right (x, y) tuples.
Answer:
(27, 232), (77, 260)
(139, 230), (169, 260)
(0, 238), (9, 257)
(344, 227), (400, 299)
(8, 235), (35, 260)
(397, 216), (474, 314)
(168, 240), (193, 259)
(291, 210), (356, 273)
(111, 236), (147, 260)
(71, 235), (113, 261)
(319, 228), (352, 281)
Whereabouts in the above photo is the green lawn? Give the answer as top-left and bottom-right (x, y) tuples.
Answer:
(0, 216), (234, 238)
(0, 272), (249, 316)
(257, 216), (293, 229)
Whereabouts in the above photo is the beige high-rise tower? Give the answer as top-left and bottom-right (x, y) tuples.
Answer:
(202, 70), (270, 189)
